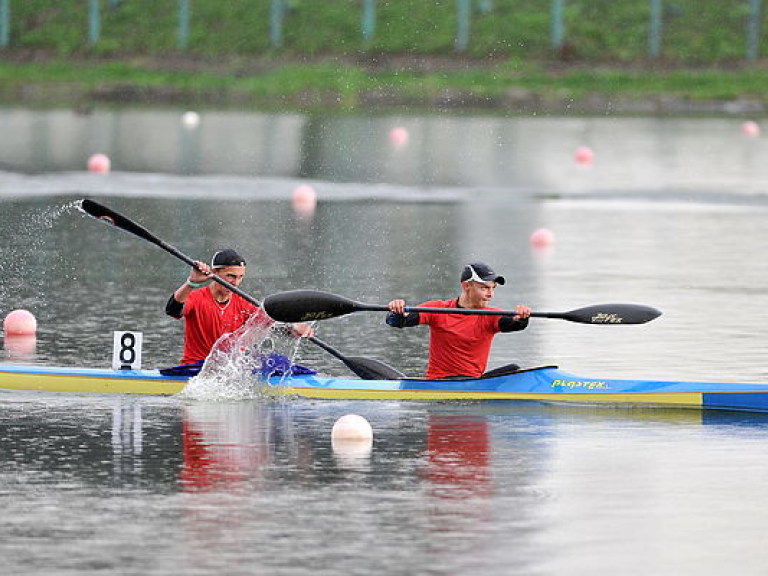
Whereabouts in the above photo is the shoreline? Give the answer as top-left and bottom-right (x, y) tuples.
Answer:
(9, 82), (766, 117)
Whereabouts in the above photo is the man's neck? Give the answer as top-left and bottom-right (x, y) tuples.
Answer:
(457, 294), (484, 309)
(209, 285), (231, 304)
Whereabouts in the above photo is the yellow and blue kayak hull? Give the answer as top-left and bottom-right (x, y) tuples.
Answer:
(0, 364), (187, 395)
(2, 364), (768, 413)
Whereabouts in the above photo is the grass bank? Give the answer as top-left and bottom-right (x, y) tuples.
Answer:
(2, 1), (768, 113)
(2, 55), (767, 115)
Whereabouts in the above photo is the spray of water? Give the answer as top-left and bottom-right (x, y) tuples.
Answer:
(0, 200), (82, 317)
(179, 314), (308, 402)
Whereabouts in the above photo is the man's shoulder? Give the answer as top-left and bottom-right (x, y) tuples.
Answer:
(185, 287), (210, 305)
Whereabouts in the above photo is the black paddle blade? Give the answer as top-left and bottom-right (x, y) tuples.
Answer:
(264, 290), (362, 322)
(79, 198), (198, 269)
(558, 303), (662, 325)
(343, 356), (406, 380)
(79, 199), (152, 242)
(309, 336), (405, 380)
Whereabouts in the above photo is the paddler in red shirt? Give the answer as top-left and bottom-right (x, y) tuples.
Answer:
(165, 248), (313, 366)
(386, 262), (531, 379)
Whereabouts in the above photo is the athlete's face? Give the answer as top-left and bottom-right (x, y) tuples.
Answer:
(214, 265), (246, 290)
(462, 280), (496, 307)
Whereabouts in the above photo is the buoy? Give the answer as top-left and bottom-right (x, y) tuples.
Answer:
(182, 111), (200, 129)
(332, 414), (373, 464)
(742, 121), (760, 137)
(530, 228), (555, 249)
(389, 127), (409, 149)
(3, 335), (37, 358)
(292, 184), (317, 218)
(574, 146), (594, 165)
(3, 309), (37, 336)
(88, 153), (111, 174)
(331, 414), (373, 442)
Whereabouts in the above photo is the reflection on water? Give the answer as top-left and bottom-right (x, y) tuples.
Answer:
(3, 334), (37, 359)
(5, 397), (768, 575)
(111, 401), (144, 479)
(424, 414), (491, 500)
(182, 403), (274, 493)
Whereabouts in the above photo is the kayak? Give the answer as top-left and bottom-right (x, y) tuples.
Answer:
(3, 363), (768, 413)
(0, 364), (188, 395)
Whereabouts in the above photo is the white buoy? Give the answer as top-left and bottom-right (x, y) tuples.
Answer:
(182, 111), (201, 129)
(331, 414), (373, 442)
(332, 415), (373, 467)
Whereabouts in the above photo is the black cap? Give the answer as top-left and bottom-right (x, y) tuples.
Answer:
(211, 249), (246, 269)
(460, 262), (505, 285)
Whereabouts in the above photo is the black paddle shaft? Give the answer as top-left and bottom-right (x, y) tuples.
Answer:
(78, 199), (405, 380)
(263, 289), (662, 325)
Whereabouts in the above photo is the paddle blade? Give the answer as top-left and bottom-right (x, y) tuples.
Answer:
(557, 303), (662, 325)
(308, 336), (404, 380)
(342, 356), (406, 380)
(264, 290), (365, 322)
(79, 199), (153, 243)
(79, 198), (198, 269)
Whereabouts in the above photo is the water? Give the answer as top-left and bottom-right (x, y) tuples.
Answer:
(2, 108), (768, 575)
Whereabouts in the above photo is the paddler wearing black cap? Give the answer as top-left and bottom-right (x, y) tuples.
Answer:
(386, 262), (531, 380)
(165, 248), (313, 366)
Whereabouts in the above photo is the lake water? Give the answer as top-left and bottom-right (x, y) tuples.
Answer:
(2, 108), (768, 575)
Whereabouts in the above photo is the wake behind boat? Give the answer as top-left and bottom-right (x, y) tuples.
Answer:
(3, 363), (768, 413)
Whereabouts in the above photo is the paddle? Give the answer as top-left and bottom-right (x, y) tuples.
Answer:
(263, 289), (663, 325)
(78, 199), (405, 380)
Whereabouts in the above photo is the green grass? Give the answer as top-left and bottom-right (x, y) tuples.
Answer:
(4, 0), (767, 62)
(2, 57), (767, 110)
(2, 1), (768, 110)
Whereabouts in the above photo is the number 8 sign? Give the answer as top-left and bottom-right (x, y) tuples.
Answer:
(113, 331), (143, 370)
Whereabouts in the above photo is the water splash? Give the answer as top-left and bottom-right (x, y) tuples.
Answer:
(0, 200), (82, 317)
(178, 315), (306, 402)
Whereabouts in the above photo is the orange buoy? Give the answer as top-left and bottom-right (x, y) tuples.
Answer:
(742, 121), (760, 137)
(530, 228), (556, 249)
(88, 153), (111, 173)
(389, 127), (409, 149)
(292, 184), (317, 219)
(574, 146), (594, 165)
(3, 309), (37, 336)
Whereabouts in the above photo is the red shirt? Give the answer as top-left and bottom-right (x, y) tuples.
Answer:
(418, 298), (501, 379)
(179, 287), (270, 365)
